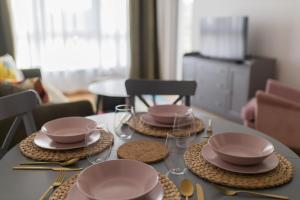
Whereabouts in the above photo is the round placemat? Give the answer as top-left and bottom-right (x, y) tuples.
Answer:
(49, 174), (180, 200)
(127, 114), (205, 138)
(19, 130), (114, 162)
(184, 143), (293, 189)
(117, 140), (168, 163)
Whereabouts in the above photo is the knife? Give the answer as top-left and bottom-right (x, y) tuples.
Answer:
(207, 119), (213, 137)
(13, 166), (82, 171)
(196, 184), (205, 200)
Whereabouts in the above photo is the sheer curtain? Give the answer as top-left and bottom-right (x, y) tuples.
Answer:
(10, 0), (129, 93)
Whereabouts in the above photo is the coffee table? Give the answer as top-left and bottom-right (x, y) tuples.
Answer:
(88, 78), (128, 112)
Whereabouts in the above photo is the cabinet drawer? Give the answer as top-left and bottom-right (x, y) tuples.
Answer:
(195, 59), (229, 75)
(195, 73), (229, 91)
(195, 61), (229, 89)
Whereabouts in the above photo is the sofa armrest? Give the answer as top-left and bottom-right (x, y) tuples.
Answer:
(33, 100), (95, 129)
(256, 91), (300, 152)
(21, 68), (41, 79)
(0, 83), (24, 97)
(266, 79), (300, 103)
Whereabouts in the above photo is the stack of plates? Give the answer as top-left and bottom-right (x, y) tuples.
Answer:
(34, 117), (100, 150)
(202, 132), (279, 174)
(141, 104), (191, 128)
(66, 160), (164, 200)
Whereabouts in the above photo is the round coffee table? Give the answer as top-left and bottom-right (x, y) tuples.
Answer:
(88, 78), (128, 112)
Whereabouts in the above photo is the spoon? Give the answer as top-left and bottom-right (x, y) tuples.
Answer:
(180, 179), (194, 200)
(19, 158), (80, 167)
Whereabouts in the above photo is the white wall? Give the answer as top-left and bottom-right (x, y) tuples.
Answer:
(192, 0), (300, 88)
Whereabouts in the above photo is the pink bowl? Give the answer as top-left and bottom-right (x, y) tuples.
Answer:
(148, 104), (190, 124)
(77, 159), (159, 200)
(41, 117), (97, 144)
(208, 132), (274, 165)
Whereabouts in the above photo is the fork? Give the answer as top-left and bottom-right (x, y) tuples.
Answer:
(214, 184), (288, 199)
(39, 172), (65, 200)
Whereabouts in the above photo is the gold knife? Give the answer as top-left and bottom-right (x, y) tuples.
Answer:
(13, 166), (82, 171)
(207, 119), (213, 137)
(196, 184), (205, 200)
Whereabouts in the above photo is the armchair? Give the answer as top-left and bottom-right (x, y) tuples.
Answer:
(241, 79), (300, 153)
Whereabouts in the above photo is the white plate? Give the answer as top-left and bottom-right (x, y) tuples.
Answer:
(34, 131), (100, 150)
(201, 145), (279, 174)
(140, 113), (192, 128)
(66, 182), (164, 200)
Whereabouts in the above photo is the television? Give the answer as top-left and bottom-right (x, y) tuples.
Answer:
(200, 16), (248, 61)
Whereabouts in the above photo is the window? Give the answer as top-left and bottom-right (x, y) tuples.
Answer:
(10, 0), (129, 73)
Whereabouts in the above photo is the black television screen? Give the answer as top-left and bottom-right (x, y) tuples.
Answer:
(200, 16), (248, 61)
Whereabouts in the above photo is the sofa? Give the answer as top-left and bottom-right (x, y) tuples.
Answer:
(0, 68), (95, 150)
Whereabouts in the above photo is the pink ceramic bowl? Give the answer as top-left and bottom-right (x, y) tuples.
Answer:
(77, 159), (159, 200)
(148, 104), (190, 124)
(208, 132), (274, 165)
(41, 117), (97, 144)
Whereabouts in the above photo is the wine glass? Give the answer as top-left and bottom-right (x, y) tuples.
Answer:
(164, 109), (196, 175)
(113, 104), (135, 140)
(85, 124), (112, 164)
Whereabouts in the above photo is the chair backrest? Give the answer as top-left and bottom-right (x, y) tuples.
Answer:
(0, 90), (40, 158)
(125, 79), (197, 107)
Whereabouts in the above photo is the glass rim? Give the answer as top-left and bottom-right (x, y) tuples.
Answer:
(115, 104), (133, 111)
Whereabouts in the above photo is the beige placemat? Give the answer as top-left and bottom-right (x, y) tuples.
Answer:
(117, 140), (168, 163)
(184, 143), (293, 189)
(127, 114), (205, 138)
(19, 130), (114, 162)
(49, 174), (180, 200)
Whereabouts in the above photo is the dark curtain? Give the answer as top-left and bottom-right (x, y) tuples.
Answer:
(0, 0), (15, 57)
(129, 0), (160, 79)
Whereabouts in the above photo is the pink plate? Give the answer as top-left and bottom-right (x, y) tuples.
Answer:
(208, 132), (274, 165)
(66, 182), (164, 200)
(77, 160), (159, 200)
(141, 113), (192, 128)
(41, 117), (97, 143)
(202, 144), (279, 174)
(34, 131), (100, 150)
(148, 104), (190, 124)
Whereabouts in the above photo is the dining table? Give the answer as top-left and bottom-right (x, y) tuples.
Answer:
(0, 111), (299, 200)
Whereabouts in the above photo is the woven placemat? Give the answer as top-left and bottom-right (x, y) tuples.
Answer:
(117, 140), (168, 163)
(184, 143), (293, 189)
(49, 174), (180, 200)
(127, 114), (205, 138)
(19, 130), (114, 162)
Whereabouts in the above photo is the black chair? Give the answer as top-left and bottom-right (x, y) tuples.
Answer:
(0, 90), (40, 158)
(125, 79), (197, 108)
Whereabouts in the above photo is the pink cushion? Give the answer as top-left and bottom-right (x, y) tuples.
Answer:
(241, 98), (257, 121)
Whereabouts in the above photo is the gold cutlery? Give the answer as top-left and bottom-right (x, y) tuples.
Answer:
(214, 184), (288, 200)
(180, 179), (194, 200)
(196, 184), (205, 200)
(39, 172), (65, 200)
(19, 158), (80, 167)
(206, 119), (213, 137)
(13, 166), (82, 171)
